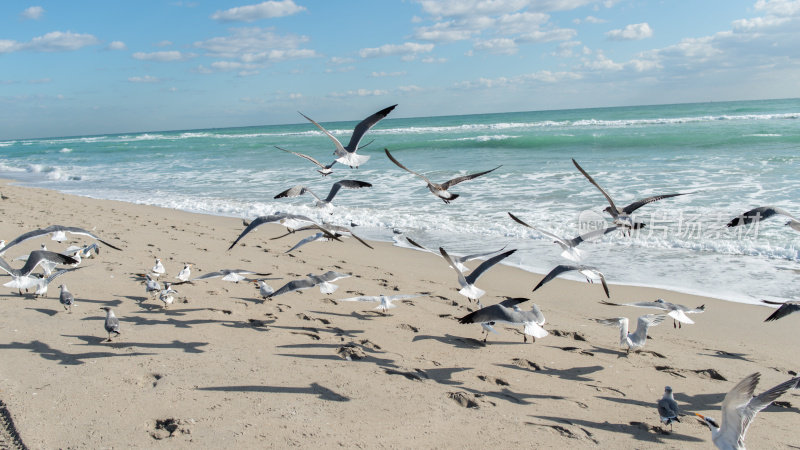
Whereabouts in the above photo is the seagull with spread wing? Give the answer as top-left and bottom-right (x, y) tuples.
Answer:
(274, 179), (372, 210)
(594, 313), (665, 353)
(458, 297), (547, 343)
(440, 247), (516, 305)
(508, 212), (617, 262)
(533, 264), (610, 298)
(601, 298), (705, 328)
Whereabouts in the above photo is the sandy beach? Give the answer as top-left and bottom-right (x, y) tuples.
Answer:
(0, 179), (798, 449)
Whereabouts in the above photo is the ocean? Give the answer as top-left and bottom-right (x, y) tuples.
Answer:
(1, 98), (798, 304)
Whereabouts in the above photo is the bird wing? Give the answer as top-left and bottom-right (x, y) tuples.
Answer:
(597, 271), (610, 298)
(507, 212), (570, 246)
(438, 247), (470, 288)
(285, 233), (326, 253)
(572, 159), (620, 217)
(619, 301), (668, 310)
(45, 267), (83, 285)
(0, 228), (52, 254)
(338, 295), (380, 303)
(299, 111), (346, 154)
(0, 256), (20, 277)
(457, 245), (508, 265)
(405, 237), (433, 253)
(533, 264), (580, 293)
(498, 297), (530, 308)
(325, 180), (372, 203)
(228, 213), (316, 250)
(270, 278), (316, 297)
(464, 249), (517, 285)
(567, 226), (618, 247)
(192, 271), (223, 280)
(317, 271), (351, 282)
(622, 193), (689, 214)
(458, 303), (517, 324)
(440, 166), (501, 190)
(344, 104), (397, 152)
(526, 303), (546, 325)
(738, 375), (800, 441)
(57, 226), (122, 250)
(763, 301), (800, 322)
(20, 251), (79, 276)
(726, 206), (796, 227)
(275, 145), (328, 169)
(384, 148), (433, 184)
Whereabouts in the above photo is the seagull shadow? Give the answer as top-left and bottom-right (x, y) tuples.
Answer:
(68, 297), (123, 307)
(275, 352), (400, 369)
(196, 382), (349, 402)
(411, 333), (526, 349)
(697, 348), (752, 362)
(63, 334), (209, 353)
(495, 363), (604, 382)
(0, 340), (155, 366)
(530, 415), (705, 444)
(24, 307), (60, 316)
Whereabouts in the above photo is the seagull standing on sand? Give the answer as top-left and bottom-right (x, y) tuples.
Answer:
(457, 297), (547, 343)
(385, 148), (501, 204)
(254, 280), (275, 300)
(594, 314), (666, 353)
(299, 104), (396, 168)
(159, 282), (178, 308)
(726, 206), (798, 229)
(151, 258), (165, 277)
(100, 307), (121, 342)
(601, 298), (705, 328)
(440, 247), (517, 306)
(177, 263), (192, 282)
(533, 264), (610, 298)
(143, 273), (161, 298)
(507, 212), (617, 262)
(269, 271), (351, 298)
(761, 299), (800, 322)
(338, 294), (421, 313)
(274, 179), (372, 210)
(657, 386), (680, 432)
(59, 284), (75, 312)
(695, 372), (800, 450)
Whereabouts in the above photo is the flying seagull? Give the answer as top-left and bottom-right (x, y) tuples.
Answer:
(227, 212), (318, 250)
(385, 148), (501, 204)
(405, 237), (505, 272)
(695, 372), (799, 450)
(508, 212), (617, 262)
(440, 247), (517, 305)
(533, 264), (610, 298)
(269, 225), (355, 252)
(275, 145), (337, 176)
(192, 269), (274, 283)
(0, 225), (121, 255)
(0, 251), (79, 294)
(299, 104), (397, 168)
(572, 159), (687, 233)
(338, 294), (422, 313)
(761, 299), (800, 322)
(658, 386), (681, 432)
(100, 307), (121, 342)
(726, 206), (798, 229)
(594, 313), (666, 354)
(269, 271), (351, 298)
(458, 297), (547, 343)
(601, 298), (705, 328)
(274, 179), (372, 209)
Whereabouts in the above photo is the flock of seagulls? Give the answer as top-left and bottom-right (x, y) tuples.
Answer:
(2, 103), (798, 449)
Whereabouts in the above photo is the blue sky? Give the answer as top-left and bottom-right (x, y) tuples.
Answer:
(1, 0), (799, 139)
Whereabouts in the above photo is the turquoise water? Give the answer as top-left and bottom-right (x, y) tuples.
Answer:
(1, 98), (798, 303)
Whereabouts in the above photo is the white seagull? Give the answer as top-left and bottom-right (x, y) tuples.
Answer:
(299, 104), (396, 168)
(533, 264), (610, 298)
(594, 313), (666, 353)
(338, 294), (421, 313)
(177, 263), (192, 282)
(269, 271), (351, 298)
(385, 148), (501, 204)
(0, 251), (79, 294)
(275, 145), (337, 176)
(507, 212), (617, 262)
(192, 269), (273, 283)
(227, 212), (318, 250)
(458, 297), (547, 343)
(440, 247), (517, 305)
(254, 280), (275, 300)
(601, 298), (705, 328)
(695, 372), (799, 450)
(158, 282), (178, 308)
(274, 179), (372, 210)
(151, 258), (166, 277)
(405, 237), (505, 273)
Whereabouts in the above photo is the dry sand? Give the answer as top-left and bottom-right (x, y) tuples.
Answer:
(0, 180), (798, 449)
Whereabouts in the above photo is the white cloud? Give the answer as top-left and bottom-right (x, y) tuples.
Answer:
(369, 71), (407, 77)
(329, 89), (389, 98)
(517, 27), (577, 42)
(421, 56), (447, 63)
(552, 40), (582, 57)
(211, 0), (305, 22)
(455, 69), (582, 89)
(473, 38), (518, 54)
(398, 85), (424, 93)
(574, 15), (606, 24)
(194, 27), (318, 63)
(107, 41), (127, 51)
(417, 0), (529, 18)
(605, 22), (653, 40)
(329, 56), (355, 65)
(414, 20), (480, 42)
(359, 42), (434, 59)
(21, 6), (44, 20)
(128, 75), (161, 83)
(2, 31), (100, 53)
(155, 40), (173, 47)
(754, 0), (800, 16)
(132, 50), (191, 61)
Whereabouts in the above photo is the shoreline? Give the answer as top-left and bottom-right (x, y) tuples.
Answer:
(1, 179), (798, 448)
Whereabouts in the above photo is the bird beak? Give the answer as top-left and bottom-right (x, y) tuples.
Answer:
(694, 413), (705, 420)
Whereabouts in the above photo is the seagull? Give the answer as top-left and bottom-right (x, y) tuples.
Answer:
(0, 251), (79, 294)
(533, 264), (610, 298)
(440, 247), (517, 305)
(192, 269), (274, 283)
(33, 267), (82, 298)
(299, 104), (397, 168)
(726, 206), (798, 229)
(177, 263), (192, 282)
(572, 159), (687, 233)
(695, 372), (800, 450)
(65, 243), (100, 260)
(59, 284), (75, 313)
(761, 299), (800, 322)
(274, 179), (372, 210)
(269, 271), (351, 298)
(658, 386), (680, 432)
(275, 145), (337, 176)
(385, 148), (501, 204)
(254, 280), (275, 300)
(100, 307), (121, 342)
(271, 223), (373, 249)
(284, 232), (335, 253)
(405, 237), (505, 273)
(594, 314), (666, 353)
(507, 212), (617, 262)
(601, 298), (705, 328)
(151, 258), (166, 277)
(0, 225), (121, 255)
(227, 212), (317, 250)
(338, 294), (421, 313)
(143, 273), (161, 298)
(457, 297), (547, 343)
(158, 282), (178, 308)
